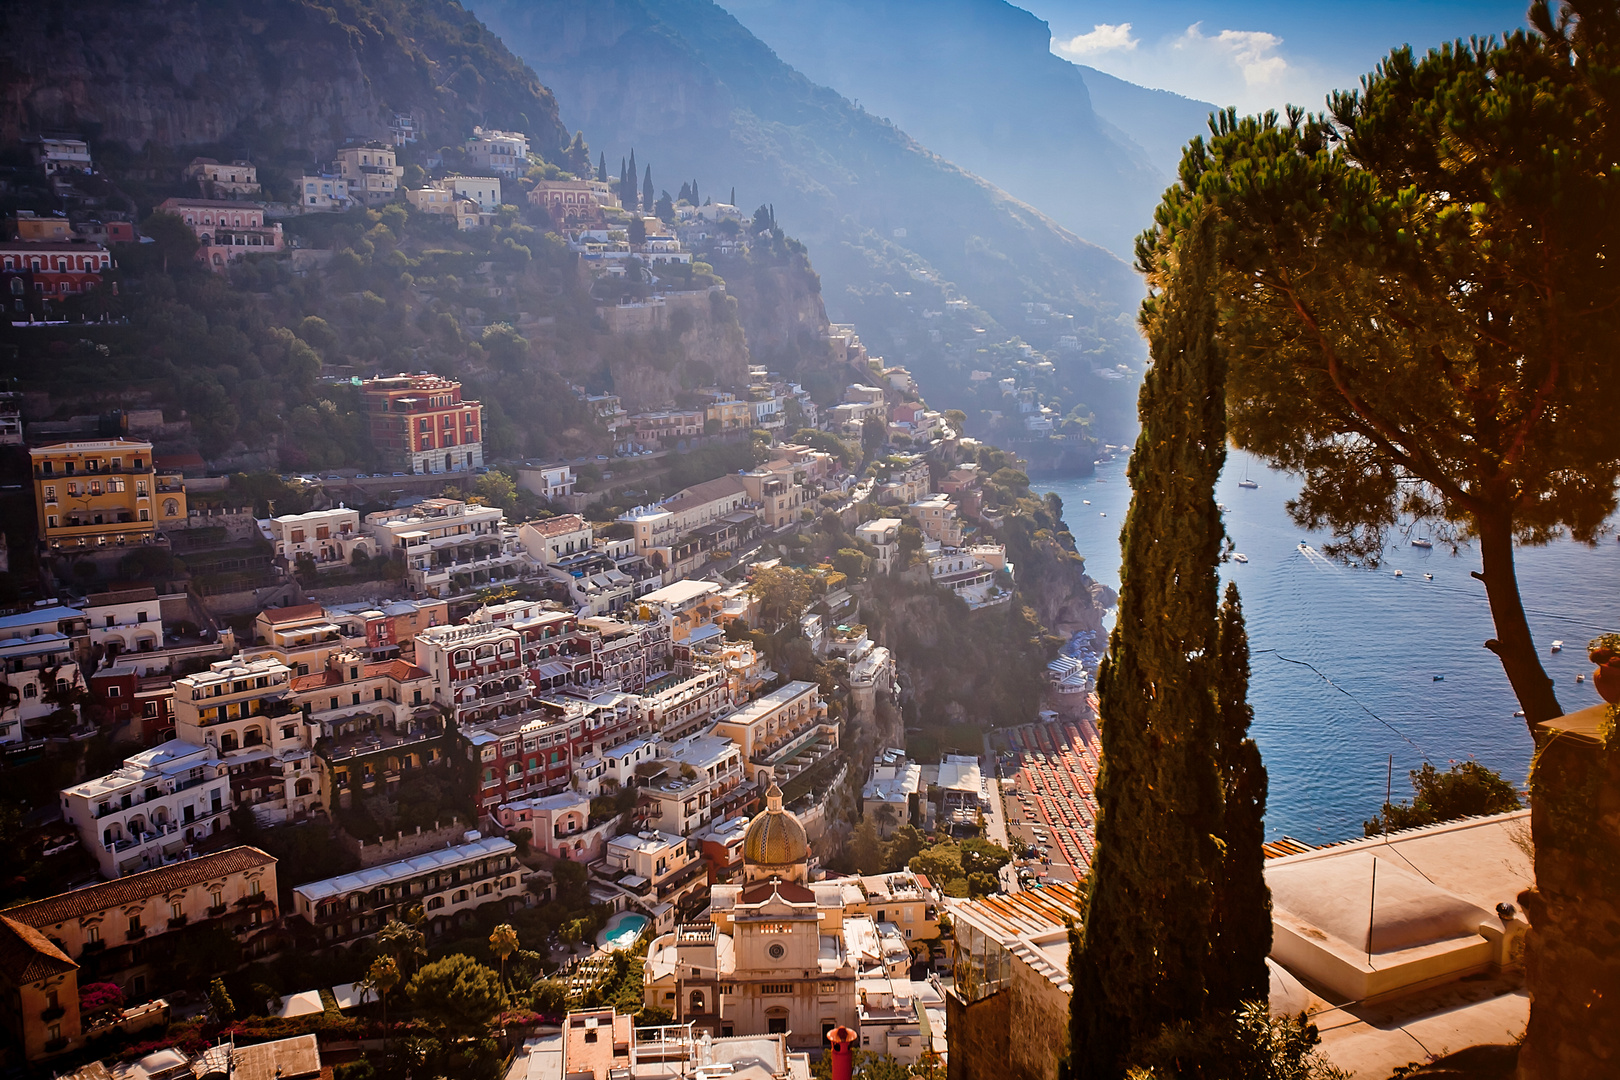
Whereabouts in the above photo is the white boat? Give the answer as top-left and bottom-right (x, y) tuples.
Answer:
(1551, 640), (1564, 653)
(1394, 569), (1403, 577)
(1233, 553), (1249, 563)
(1424, 573), (1433, 580)
(1412, 538), (1433, 549)
(1082, 499), (1091, 505)
(1238, 479), (1259, 490)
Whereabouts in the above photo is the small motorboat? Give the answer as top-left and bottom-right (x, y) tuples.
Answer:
(1082, 499), (1091, 505)
(1552, 640), (1564, 653)
(1434, 675), (1445, 681)
(1514, 709), (1526, 717)
(1233, 553), (1249, 563)
(1412, 538), (1433, 549)
(1424, 573), (1433, 580)
(1577, 673), (1586, 683)
(1394, 569), (1403, 577)
(1099, 512), (1107, 517)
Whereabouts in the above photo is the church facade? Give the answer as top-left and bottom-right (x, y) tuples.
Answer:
(643, 784), (912, 1053)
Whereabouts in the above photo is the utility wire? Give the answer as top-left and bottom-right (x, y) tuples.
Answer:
(1258, 649), (1431, 759)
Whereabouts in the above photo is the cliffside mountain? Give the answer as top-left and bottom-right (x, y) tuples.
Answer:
(723, 0), (1215, 257)
(465, 0), (1147, 424)
(0, 0), (568, 161)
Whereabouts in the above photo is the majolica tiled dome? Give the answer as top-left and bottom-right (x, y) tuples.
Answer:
(743, 782), (809, 870)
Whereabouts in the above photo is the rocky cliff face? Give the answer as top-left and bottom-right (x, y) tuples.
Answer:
(0, 0), (567, 157)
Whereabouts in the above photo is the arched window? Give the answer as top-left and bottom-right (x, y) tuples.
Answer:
(426, 896), (444, 910)
(689, 991), (705, 1013)
(295, 778), (313, 797)
(452, 890), (468, 903)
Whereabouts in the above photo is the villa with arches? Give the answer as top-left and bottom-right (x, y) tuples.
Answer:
(290, 832), (529, 946)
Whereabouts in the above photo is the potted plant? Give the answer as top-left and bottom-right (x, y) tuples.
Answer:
(1590, 634), (1620, 705)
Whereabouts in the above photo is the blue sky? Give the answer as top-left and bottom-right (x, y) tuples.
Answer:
(1023, 1), (1532, 113)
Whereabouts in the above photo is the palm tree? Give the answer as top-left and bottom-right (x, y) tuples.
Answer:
(368, 954), (400, 1052)
(378, 916), (426, 976)
(490, 923), (520, 994)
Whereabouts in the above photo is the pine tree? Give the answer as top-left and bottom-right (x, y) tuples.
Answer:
(677, 181), (692, 204)
(643, 165), (654, 214)
(1209, 582), (1271, 1011)
(598, 152), (607, 183)
(1065, 210), (1228, 1080)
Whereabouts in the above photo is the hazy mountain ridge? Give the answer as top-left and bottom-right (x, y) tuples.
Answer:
(0, 0), (569, 162)
(723, 0), (1216, 256)
(468, 0), (1147, 425)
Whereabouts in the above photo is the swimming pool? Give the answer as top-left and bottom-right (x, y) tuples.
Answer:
(599, 911), (649, 951)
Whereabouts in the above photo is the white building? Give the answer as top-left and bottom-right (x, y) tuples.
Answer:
(83, 587), (165, 659)
(641, 732), (749, 836)
(448, 176), (502, 211)
(364, 498), (531, 599)
(518, 514), (593, 566)
(465, 128), (529, 178)
(264, 507), (372, 568)
(856, 518), (903, 575)
(862, 749), (921, 836)
(60, 741), (232, 878)
(517, 463), (577, 501)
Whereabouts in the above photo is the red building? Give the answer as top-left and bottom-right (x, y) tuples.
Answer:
(360, 372), (485, 475)
(0, 240), (111, 320)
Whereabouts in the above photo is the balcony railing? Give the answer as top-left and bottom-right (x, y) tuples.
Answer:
(126, 926), (146, 940)
(40, 1005), (64, 1022)
(168, 915), (188, 929)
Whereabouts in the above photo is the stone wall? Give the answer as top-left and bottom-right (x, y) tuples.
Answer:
(1516, 703), (1620, 1080)
(339, 818), (472, 868)
(946, 987), (1010, 1080)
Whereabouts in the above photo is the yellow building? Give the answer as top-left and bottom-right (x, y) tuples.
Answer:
(30, 439), (186, 552)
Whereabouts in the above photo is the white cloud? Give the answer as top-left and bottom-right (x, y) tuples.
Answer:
(1056, 22), (1139, 57)
(1057, 19), (1321, 115)
(1178, 24), (1289, 88)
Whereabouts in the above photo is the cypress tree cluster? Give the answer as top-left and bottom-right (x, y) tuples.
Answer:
(1063, 211), (1270, 1080)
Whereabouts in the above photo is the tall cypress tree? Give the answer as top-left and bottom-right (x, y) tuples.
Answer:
(730, 186), (736, 207)
(1209, 582), (1272, 1011)
(1064, 210), (1228, 1080)
(627, 149), (638, 209)
(598, 152), (607, 182)
(643, 165), (654, 214)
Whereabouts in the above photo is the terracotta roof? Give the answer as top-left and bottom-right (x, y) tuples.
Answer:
(4, 846), (275, 929)
(0, 915), (77, 984)
(663, 474), (748, 515)
(259, 604), (327, 625)
(524, 514), (588, 537)
(738, 879), (817, 905)
(367, 659), (430, 682)
(291, 669), (342, 692)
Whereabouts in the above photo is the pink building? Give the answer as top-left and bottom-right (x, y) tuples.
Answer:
(155, 198), (284, 271)
(493, 791), (613, 862)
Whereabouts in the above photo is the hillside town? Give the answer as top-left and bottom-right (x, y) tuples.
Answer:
(0, 15), (1595, 1080)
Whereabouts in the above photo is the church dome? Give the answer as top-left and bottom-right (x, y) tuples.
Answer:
(743, 782), (809, 869)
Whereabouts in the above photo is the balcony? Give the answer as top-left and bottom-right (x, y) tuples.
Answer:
(206, 903), (228, 917)
(40, 1005), (64, 1022)
(80, 939), (105, 955)
(168, 914), (188, 929)
(126, 926), (146, 941)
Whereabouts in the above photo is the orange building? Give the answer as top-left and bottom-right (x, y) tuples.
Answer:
(360, 372), (485, 475)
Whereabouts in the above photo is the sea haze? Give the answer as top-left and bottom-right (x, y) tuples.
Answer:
(1042, 455), (1620, 843)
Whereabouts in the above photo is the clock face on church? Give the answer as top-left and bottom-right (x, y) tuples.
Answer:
(768, 943), (786, 960)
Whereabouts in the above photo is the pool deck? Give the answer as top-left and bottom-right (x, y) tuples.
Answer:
(596, 912), (650, 951)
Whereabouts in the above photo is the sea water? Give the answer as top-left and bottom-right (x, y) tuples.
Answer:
(1041, 453), (1620, 842)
